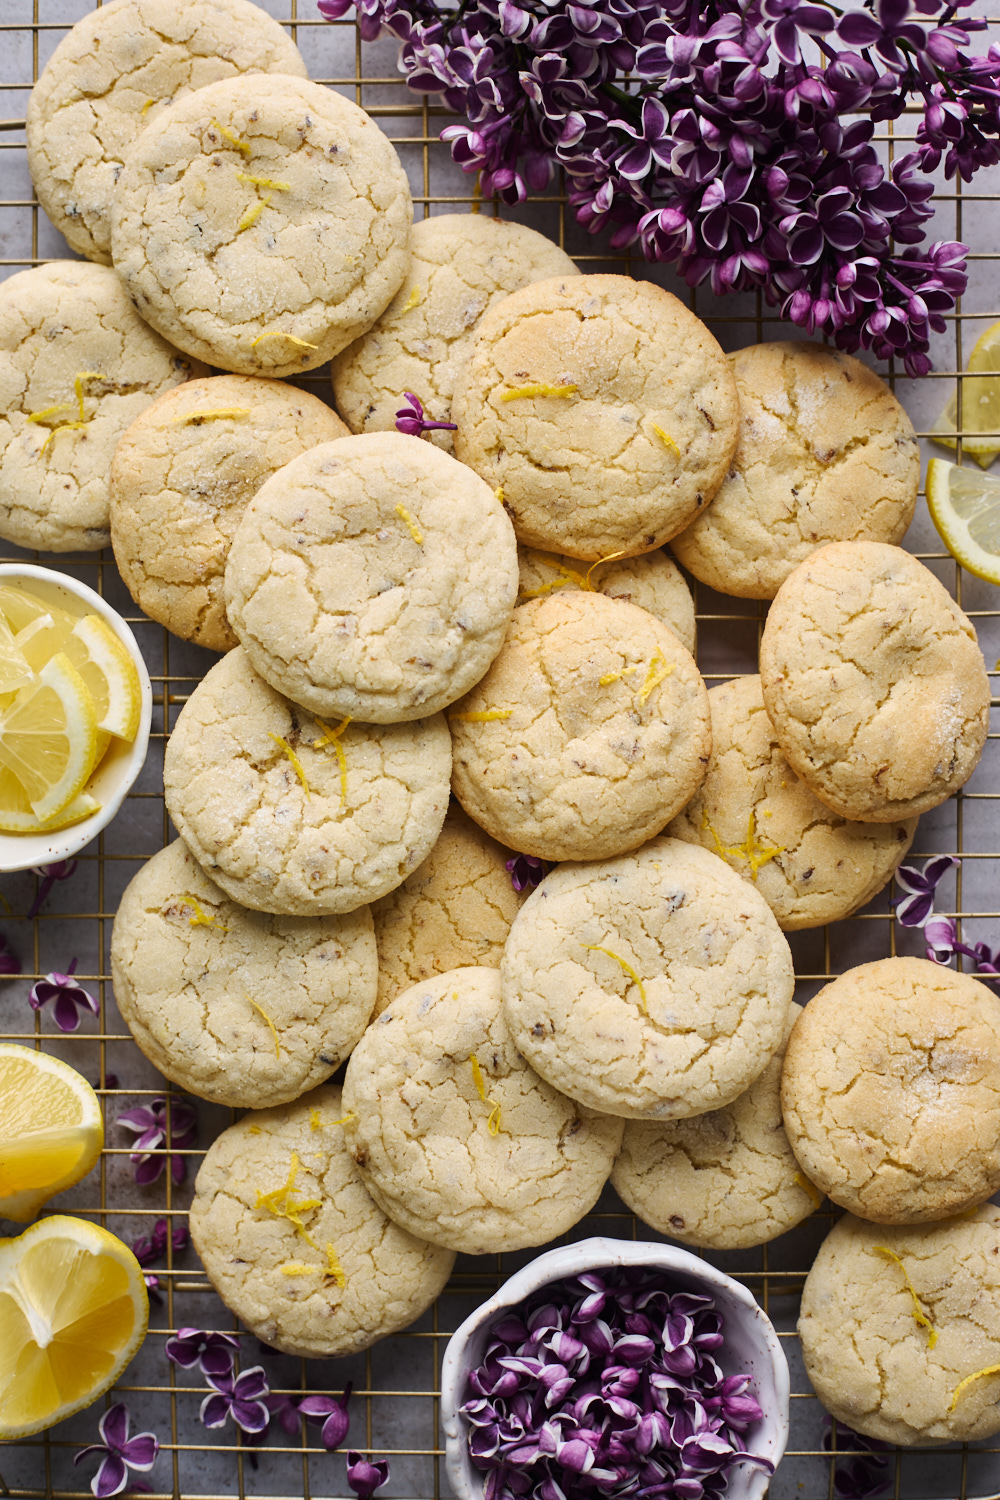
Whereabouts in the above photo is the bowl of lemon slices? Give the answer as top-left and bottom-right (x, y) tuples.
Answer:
(0, 564), (151, 871)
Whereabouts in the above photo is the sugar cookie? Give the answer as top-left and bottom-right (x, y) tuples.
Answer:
(517, 546), (696, 656)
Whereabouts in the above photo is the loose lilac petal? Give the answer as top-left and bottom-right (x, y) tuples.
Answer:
(200, 1393), (233, 1430)
(92, 1454), (129, 1499)
(98, 1404), (131, 1453)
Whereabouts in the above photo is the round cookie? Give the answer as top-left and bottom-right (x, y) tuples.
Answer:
(342, 966), (624, 1254)
(517, 547), (696, 656)
(370, 802), (528, 1018)
(666, 675), (917, 930)
(759, 541), (990, 822)
(450, 592), (710, 863)
(501, 836), (795, 1120)
(451, 274), (740, 560)
(799, 1208), (1000, 1444)
(332, 214), (579, 454)
(611, 1002), (818, 1249)
(111, 75), (412, 377)
(26, 0), (307, 266)
(781, 957), (1000, 1223)
(111, 839), (377, 1108)
(189, 1085), (455, 1358)
(670, 342), (920, 599)
(224, 432), (519, 723)
(0, 261), (201, 552)
(163, 646), (452, 916)
(110, 376), (347, 651)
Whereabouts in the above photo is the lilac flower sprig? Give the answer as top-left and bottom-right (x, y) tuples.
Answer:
(74, 1404), (159, 1499)
(395, 391), (459, 437)
(116, 1095), (199, 1186)
(822, 1416), (891, 1500)
(132, 1218), (190, 1304)
(318, 0), (1000, 374)
(27, 858), (78, 919)
(166, 1327), (241, 1379)
(30, 957), (98, 1032)
(201, 1366), (272, 1436)
(461, 1265), (772, 1500)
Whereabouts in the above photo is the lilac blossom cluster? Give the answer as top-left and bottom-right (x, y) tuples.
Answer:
(461, 1266), (772, 1500)
(316, 0), (1000, 375)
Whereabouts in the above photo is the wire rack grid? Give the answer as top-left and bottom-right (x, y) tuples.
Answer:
(0, 2), (999, 1498)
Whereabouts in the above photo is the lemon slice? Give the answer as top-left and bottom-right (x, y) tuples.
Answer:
(0, 1045), (103, 1222)
(62, 616), (141, 742)
(932, 320), (1000, 468)
(0, 763), (101, 834)
(0, 616), (33, 695)
(0, 653), (98, 821)
(0, 1215), (148, 1438)
(0, 586), (64, 633)
(926, 458), (1000, 584)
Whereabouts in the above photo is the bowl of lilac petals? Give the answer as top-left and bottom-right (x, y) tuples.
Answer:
(441, 1238), (789, 1500)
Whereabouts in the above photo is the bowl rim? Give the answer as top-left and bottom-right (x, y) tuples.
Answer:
(440, 1235), (790, 1500)
(0, 563), (152, 872)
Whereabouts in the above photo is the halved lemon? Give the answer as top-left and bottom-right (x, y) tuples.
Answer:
(926, 457), (1000, 585)
(0, 653), (98, 821)
(0, 1045), (103, 1222)
(0, 1215), (148, 1438)
(16, 612), (140, 742)
(932, 320), (1000, 468)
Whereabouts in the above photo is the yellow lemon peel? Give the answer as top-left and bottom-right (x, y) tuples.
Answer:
(74, 372), (103, 419)
(27, 403), (73, 426)
(950, 1364), (1000, 1412)
(251, 330), (319, 351)
(652, 423), (681, 457)
(269, 732), (310, 799)
(248, 1124), (261, 1135)
(172, 408), (250, 425)
(236, 193), (271, 233)
(247, 996), (280, 1059)
(309, 1108), (323, 1131)
(599, 665), (639, 687)
(237, 172), (290, 191)
(325, 1242), (347, 1288)
(176, 893), (229, 932)
(401, 287), (423, 313)
(212, 120), (252, 156)
(501, 383), (578, 401)
(795, 1173), (822, 1210)
(38, 421), (88, 453)
(470, 1053), (502, 1136)
(495, 487), (505, 504)
(395, 503), (424, 545)
(312, 716), (350, 810)
(637, 651), (675, 706)
(449, 709), (512, 723)
(330, 1111), (357, 1127)
(141, 98), (156, 116)
(584, 549), (627, 590)
(255, 1153), (321, 1247)
(873, 1246), (938, 1349)
(584, 944), (647, 1013)
(280, 1262), (317, 1277)
(701, 810), (784, 879)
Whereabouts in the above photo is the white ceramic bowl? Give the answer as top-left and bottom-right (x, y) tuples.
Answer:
(0, 564), (152, 873)
(441, 1237), (790, 1500)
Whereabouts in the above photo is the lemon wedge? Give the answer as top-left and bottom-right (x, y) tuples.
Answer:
(0, 585), (65, 633)
(926, 458), (1000, 585)
(0, 615), (34, 695)
(0, 1044), (103, 1222)
(0, 1215), (148, 1438)
(932, 320), (1000, 468)
(0, 763), (101, 834)
(0, 653), (98, 821)
(14, 612), (140, 742)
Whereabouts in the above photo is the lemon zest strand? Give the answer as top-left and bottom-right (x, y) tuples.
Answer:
(795, 1172), (822, 1211)
(247, 996), (281, 1059)
(248, 1124), (261, 1135)
(74, 371), (104, 420)
(255, 1153), (321, 1247)
(873, 1246), (938, 1349)
(309, 1108), (323, 1131)
(402, 287), (423, 313)
(584, 944), (647, 1013)
(212, 120), (252, 156)
(237, 193), (271, 233)
(700, 810), (784, 880)
(449, 709), (512, 723)
(269, 732), (310, 799)
(27, 403), (73, 425)
(599, 665), (639, 687)
(950, 1364), (1000, 1412)
(38, 420), (88, 453)
(501, 383), (578, 401)
(495, 487), (505, 504)
(395, 503), (424, 545)
(312, 717), (350, 810)
(251, 330), (319, 351)
(141, 98), (156, 116)
(280, 1262), (317, 1277)
(583, 549), (627, 590)
(237, 172), (290, 191)
(172, 408), (250, 425)
(652, 423), (681, 457)
(325, 1242), (347, 1288)
(177, 893), (230, 932)
(470, 1053), (502, 1136)
(331, 1111), (357, 1127)
(637, 651), (675, 706)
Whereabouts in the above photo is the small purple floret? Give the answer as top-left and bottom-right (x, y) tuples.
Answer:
(29, 956), (98, 1032)
(74, 1403), (159, 1499)
(166, 1327), (241, 1379)
(893, 855), (957, 927)
(200, 1366), (271, 1436)
(132, 1218), (189, 1305)
(116, 1095), (198, 1185)
(28, 858), (78, 920)
(300, 1383), (353, 1449)
(347, 1451), (391, 1499)
(395, 391), (459, 437)
(506, 854), (549, 892)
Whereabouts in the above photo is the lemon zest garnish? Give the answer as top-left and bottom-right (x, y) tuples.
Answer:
(27, 403), (73, 425)
(237, 192), (272, 233)
(637, 651), (675, 706)
(701, 810), (784, 879)
(237, 172), (291, 191)
(599, 665), (639, 687)
(247, 996), (281, 1059)
(470, 1053), (502, 1136)
(38, 420), (88, 453)
(325, 1242), (347, 1288)
(401, 287), (423, 313)
(521, 550), (631, 601)
(74, 372), (104, 420)
(449, 709), (512, 723)
(177, 893), (229, 932)
(251, 330), (319, 351)
(584, 549), (627, 590)
(172, 408), (251, 425)
(280, 1262), (317, 1277)
(268, 732), (310, 799)
(795, 1172), (822, 1211)
(212, 120), (252, 157)
(501, 383), (578, 402)
(394, 503), (424, 545)
(141, 98), (156, 116)
(312, 717), (350, 809)
(309, 1108), (323, 1131)
(652, 423), (681, 457)
(949, 1364), (1000, 1412)
(330, 1111), (357, 1127)
(584, 944), (647, 1013)
(255, 1153), (321, 1247)
(873, 1246), (938, 1349)
(248, 1124), (261, 1135)
(495, 487), (504, 504)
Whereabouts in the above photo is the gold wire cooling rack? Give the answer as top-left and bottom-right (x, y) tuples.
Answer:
(1, 2), (1000, 1496)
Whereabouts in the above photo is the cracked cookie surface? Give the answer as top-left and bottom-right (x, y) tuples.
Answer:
(781, 956), (1000, 1223)
(342, 966), (623, 1254)
(450, 592), (710, 862)
(332, 214), (578, 453)
(189, 1084), (455, 1358)
(111, 75), (412, 376)
(611, 1002), (817, 1248)
(26, 0), (307, 266)
(370, 802), (527, 1018)
(671, 343), (919, 599)
(110, 374), (347, 651)
(0, 261), (201, 552)
(500, 836), (794, 1120)
(759, 541), (990, 822)
(517, 546), (696, 655)
(111, 838), (377, 1108)
(667, 675), (916, 930)
(799, 1208), (1000, 1444)
(163, 646), (452, 916)
(452, 274), (740, 560)
(224, 432), (519, 722)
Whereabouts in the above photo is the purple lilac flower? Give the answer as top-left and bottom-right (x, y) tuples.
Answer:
(27, 858), (78, 920)
(0, 932), (20, 976)
(461, 1265), (772, 1500)
(166, 1327), (241, 1379)
(893, 855), (958, 927)
(29, 956), (98, 1032)
(822, 1416), (891, 1499)
(505, 854), (549, 892)
(395, 391), (459, 437)
(300, 1384), (353, 1450)
(347, 1452), (391, 1499)
(116, 1095), (198, 1186)
(200, 1367), (271, 1436)
(243, 1392), (306, 1451)
(132, 1219), (190, 1304)
(74, 1404), (159, 1499)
